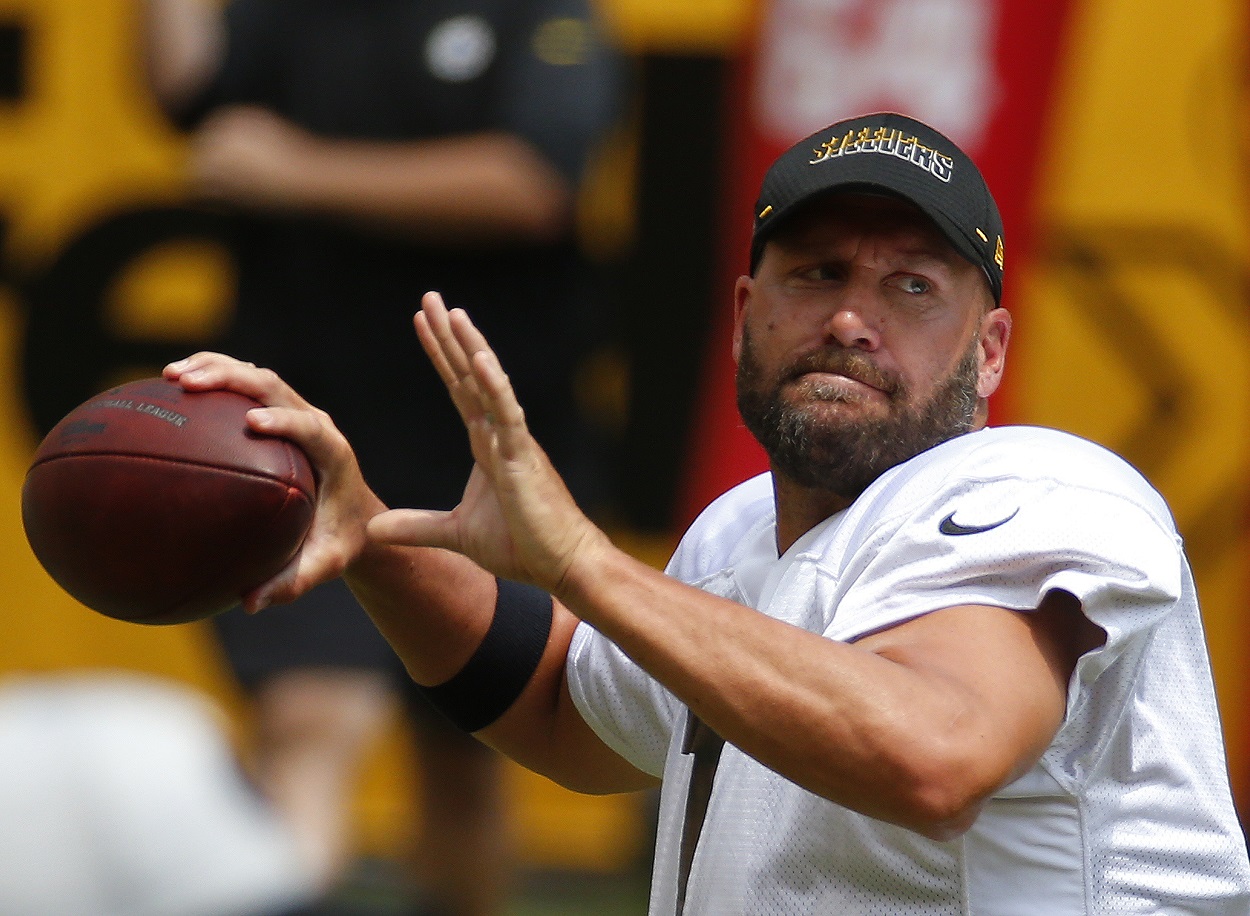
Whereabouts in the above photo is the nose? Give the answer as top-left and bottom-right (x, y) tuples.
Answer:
(824, 304), (881, 351)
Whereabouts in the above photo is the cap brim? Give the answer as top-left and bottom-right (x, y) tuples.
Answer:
(753, 180), (976, 266)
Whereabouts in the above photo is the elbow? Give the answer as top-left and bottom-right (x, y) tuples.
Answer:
(507, 173), (574, 244)
(886, 756), (996, 841)
(907, 798), (983, 842)
(513, 191), (574, 244)
(492, 133), (576, 244)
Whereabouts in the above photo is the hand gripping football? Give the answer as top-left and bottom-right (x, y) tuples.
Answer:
(21, 377), (316, 624)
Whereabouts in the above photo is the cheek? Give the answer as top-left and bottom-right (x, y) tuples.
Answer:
(891, 339), (966, 401)
(746, 311), (800, 362)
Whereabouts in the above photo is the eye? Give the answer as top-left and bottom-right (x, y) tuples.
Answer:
(795, 263), (845, 283)
(888, 275), (931, 294)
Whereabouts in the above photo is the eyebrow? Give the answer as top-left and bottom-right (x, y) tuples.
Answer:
(886, 248), (964, 269)
(776, 236), (963, 272)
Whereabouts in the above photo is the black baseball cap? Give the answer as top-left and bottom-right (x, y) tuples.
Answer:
(749, 112), (1005, 303)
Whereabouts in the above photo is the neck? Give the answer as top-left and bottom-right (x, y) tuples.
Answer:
(772, 472), (854, 554)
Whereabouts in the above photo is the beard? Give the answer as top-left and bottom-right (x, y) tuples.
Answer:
(736, 329), (981, 500)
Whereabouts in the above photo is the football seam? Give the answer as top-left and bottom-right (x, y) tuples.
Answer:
(27, 450), (308, 490)
(276, 438), (316, 501)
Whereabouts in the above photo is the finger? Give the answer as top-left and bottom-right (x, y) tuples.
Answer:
(443, 303), (513, 419)
(164, 350), (244, 380)
(246, 403), (342, 470)
(470, 349), (530, 461)
(414, 309), (458, 392)
(243, 545), (335, 613)
(163, 353), (310, 410)
(420, 292), (475, 383)
(445, 303), (499, 370)
(239, 510), (353, 611)
(366, 507), (460, 552)
(417, 293), (489, 423)
(414, 303), (478, 419)
(240, 555), (307, 613)
(443, 309), (532, 454)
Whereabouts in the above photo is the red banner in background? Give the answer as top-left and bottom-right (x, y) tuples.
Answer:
(677, 0), (1073, 529)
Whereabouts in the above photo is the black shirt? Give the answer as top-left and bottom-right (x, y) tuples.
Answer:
(185, 0), (622, 507)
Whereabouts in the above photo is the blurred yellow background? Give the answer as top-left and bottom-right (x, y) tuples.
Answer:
(1010, 0), (1250, 785)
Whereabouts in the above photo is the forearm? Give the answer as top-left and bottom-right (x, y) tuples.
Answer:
(344, 541), (649, 792)
(393, 295), (1071, 834)
(216, 128), (574, 243)
(554, 540), (1044, 837)
(345, 542), (497, 686)
(393, 297), (1001, 823)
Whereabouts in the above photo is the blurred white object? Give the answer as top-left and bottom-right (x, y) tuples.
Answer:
(0, 671), (318, 916)
(753, 0), (998, 147)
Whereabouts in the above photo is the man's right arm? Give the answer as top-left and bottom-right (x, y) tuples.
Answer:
(142, 0), (226, 115)
(161, 352), (657, 797)
(346, 542), (658, 794)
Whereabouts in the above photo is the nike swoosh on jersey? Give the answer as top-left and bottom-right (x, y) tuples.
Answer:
(938, 508), (1019, 536)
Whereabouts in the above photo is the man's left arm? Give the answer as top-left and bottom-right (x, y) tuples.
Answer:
(189, 114), (576, 243)
(553, 542), (1103, 840)
(376, 294), (1104, 840)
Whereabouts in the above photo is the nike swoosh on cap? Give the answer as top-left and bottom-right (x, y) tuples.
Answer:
(938, 508), (1019, 536)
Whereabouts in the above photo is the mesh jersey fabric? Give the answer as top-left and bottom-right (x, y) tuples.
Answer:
(567, 425), (1250, 915)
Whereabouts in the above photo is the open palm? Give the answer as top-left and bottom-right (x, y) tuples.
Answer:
(366, 292), (604, 595)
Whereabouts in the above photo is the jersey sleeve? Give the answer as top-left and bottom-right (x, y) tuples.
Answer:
(563, 477), (775, 776)
(489, 0), (625, 181)
(565, 622), (681, 778)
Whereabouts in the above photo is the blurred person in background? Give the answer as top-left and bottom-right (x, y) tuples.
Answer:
(141, 1), (624, 913)
(0, 672), (318, 916)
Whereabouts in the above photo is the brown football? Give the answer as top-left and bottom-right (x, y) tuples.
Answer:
(21, 377), (316, 625)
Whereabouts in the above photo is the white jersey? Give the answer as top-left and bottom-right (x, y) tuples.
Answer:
(567, 425), (1250, 915)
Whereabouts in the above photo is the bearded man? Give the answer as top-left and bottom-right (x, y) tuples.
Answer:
(166, 112), (1250, 915)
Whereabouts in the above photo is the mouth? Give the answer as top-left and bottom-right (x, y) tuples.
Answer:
(785, 353), (900, 401)
(804, 370), (882, 390)
(788, 371), (878, 402)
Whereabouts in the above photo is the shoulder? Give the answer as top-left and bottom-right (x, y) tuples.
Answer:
(817, 427), (1186, 640)
(666, 473), (776, 583)
(818, 425), (1182, 583)
(914, 424), (1133, 473)
(879, 426), (1173, 525)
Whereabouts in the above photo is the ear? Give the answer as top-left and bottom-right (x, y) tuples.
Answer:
(732, 274), (753, 365)
(976, 307), (1012, 399)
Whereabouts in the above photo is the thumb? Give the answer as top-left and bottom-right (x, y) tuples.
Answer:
(367, 507), (459, 550)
